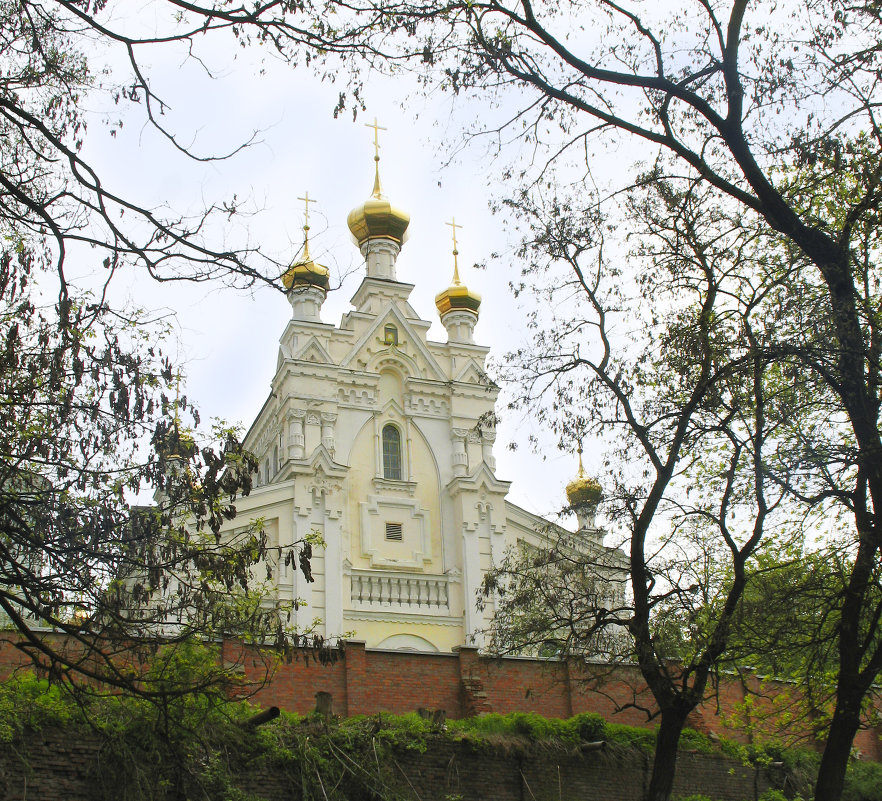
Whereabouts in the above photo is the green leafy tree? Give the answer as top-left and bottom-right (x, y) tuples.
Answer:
(180, 4), (880, 797)
(483, 179), (799, 800)
(0, 248), (325, 700)
(0, 0), (333, 700)
(6, 5), (882, 798)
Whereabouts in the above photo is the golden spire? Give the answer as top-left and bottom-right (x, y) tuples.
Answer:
(435, 216), (481, 316)
(282, 189), (329, 291)
(347, 118), (410, 247)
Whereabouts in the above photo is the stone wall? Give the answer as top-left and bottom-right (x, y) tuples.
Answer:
(0, 730), (787, 801)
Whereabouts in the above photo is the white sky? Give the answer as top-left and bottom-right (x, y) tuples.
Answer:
(72, 20), (612, 525)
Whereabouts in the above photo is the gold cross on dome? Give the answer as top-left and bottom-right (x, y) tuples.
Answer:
(296, 191), (318, 257)
(365, 117), (387, 161)
(446, 216), (463, 282)
(296, 191), (317, 230)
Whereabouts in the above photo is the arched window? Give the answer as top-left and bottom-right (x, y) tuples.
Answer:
(382, 424), (402, 480)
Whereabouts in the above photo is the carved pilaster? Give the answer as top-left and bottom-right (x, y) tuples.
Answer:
(451, 428), (469, 476)
(289, 410), (306, 460)
(321, 412), (337, 457)
(481, 431), (496, 471)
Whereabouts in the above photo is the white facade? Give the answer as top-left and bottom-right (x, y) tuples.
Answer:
(229, 168), (623, 653)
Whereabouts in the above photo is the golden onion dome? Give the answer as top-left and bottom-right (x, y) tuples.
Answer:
(566, 447), (602, 507)
(435, 216), (481, 316)
(281, 251), (330, 291)
(347, 161), (410, 247)
(435, 279), (482, 316)
(282, 192), (330, 291)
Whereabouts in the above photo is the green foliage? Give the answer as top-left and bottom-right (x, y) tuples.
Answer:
(678, 728), (715, 754)
(448, 710), (606, 745)
(842, 760), (882, 801)
(604, 722), (657, 752)
(11, 669), (882, 801)
(757, 792), (793, 801)
(0, 674), (73, 743)
(569, 711), (607, 741)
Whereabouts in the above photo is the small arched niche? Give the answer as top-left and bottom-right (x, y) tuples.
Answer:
(375, 633), (439, 652)
(378, 368), (404, 406)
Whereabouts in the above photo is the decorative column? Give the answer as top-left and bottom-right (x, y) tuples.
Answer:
(289, 411), (306, 460)
(451, 429), (469, 476)
(481, 431), (496, 471)
(321, 412), (337, 456)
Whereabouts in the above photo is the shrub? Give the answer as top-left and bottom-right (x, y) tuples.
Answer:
(757, 790), (797, 801)
(0, 674), (73, 742)
(567, 712), (606, 741)
(842, 760), (882, 801)
(605, 722), (656, 751)
(679, 728), (714, 754)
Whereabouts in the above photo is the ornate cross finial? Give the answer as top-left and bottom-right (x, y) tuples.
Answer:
(446, 216), (462, 284)
(365, 117), (386, 162)
(577, 440), (585, 476)
(297, 191), (317, 228)
(365, 117), (387, 197)
(296, 191), (318, 258)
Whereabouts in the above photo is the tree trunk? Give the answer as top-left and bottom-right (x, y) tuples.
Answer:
(645, 707), (690, 801)
(813, 693), (863, 801)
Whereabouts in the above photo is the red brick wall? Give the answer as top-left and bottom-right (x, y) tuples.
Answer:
(3, 633), (881, 760)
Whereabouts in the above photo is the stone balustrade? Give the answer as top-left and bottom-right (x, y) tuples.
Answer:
(350, 572), (450, 611)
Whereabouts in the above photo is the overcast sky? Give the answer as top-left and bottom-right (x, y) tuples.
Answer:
(72, 18), (611, 525)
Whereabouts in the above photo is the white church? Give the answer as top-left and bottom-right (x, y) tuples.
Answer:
(229, 137), (624, 654)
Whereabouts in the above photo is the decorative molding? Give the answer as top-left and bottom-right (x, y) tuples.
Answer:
(294, 336), (335, 365)
(405, 394), (450, 417)
(371, 477), (417, 497)
(342, 610), (462, 627)
(359, 494), (432, 569)
(338, 386), (376, 407)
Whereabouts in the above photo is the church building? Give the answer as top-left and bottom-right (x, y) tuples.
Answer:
(229, 134), (623, 653)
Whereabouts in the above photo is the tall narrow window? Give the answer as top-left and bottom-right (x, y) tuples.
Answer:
(382, 424), (402, 480)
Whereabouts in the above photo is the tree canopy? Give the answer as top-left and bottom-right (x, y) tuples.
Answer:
(0, 0), (331, 702)
(4, 3), (882, 799)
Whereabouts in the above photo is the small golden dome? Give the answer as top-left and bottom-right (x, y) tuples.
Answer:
(281, 254), (330, 291)
(435, 281), (481, 315)
(282, 191), (330, 291)
(435, 215), (481, 316)
(566, 447), (602, 506)
(347, 163), (410, 247)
